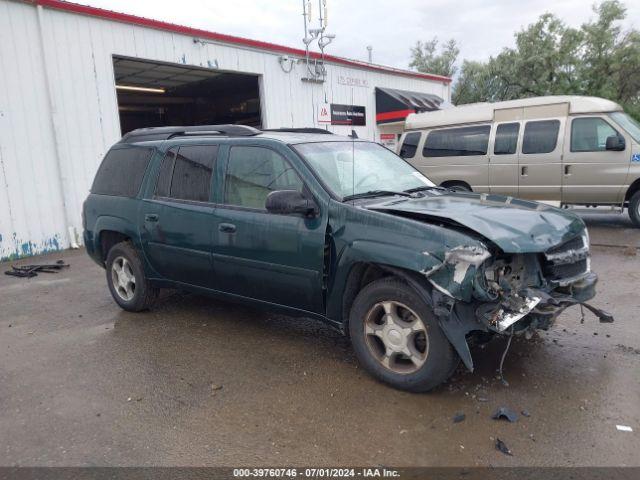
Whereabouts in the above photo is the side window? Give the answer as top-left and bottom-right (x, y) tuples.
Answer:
(163, 145), (217, 202)
(399, 132), (421, 159)
(494, 123), (520, 155)
(571, 117), (619, 152)
(225, 146), (303, 210)
(522, 120), (560, 154)
(91, 146), (153, 197)
(423, 125), (491, 157)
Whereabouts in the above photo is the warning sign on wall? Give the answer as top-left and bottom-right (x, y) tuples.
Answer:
(380, 133), (397, 151)
(317, 103), (331, 124)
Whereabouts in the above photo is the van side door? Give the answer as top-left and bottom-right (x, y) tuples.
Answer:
(562, 115), (630, 204)
(518, 118), (565, 201)
(489, 122), (521, 196)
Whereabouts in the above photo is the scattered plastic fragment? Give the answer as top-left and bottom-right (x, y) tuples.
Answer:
(521, 409), (531, 418)
(4, 260), (69, 278)
(492, 406), (518, 422)
(616, 425), (633, 432)
(453, 412), (466, 423)
(495, 438), (513, 456)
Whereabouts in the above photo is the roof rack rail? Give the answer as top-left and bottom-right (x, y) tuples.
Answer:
(119, 124), (261, 143)
(262, 128), (333, 134)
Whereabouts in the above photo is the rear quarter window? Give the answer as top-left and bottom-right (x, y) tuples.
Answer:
(91, 146), (153, 197)
(423, 125), (491, 157)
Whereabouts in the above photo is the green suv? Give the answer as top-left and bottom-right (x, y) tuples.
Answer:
(83, 125), (611, 392)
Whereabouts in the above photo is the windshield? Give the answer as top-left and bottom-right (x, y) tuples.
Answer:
(294, 141), (435, 198)
(609, 112), (640, 143)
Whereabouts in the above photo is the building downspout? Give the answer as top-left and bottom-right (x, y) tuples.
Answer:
(36, 4), (78, 249)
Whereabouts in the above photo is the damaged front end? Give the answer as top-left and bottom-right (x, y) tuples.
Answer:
(419, 233), (613, 371)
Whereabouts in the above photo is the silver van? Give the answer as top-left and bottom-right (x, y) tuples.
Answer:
(398, 96), (640, 226)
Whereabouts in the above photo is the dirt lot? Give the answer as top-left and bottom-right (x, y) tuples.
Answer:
(0, 212), (638, 467)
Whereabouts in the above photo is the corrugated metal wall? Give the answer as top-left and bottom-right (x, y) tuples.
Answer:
(0, 0), (449, 260)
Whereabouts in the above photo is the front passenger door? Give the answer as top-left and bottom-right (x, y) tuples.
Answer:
(212, 145), (326, 313)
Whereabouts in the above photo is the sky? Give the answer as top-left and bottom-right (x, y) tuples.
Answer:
(80, 0), (640, 73)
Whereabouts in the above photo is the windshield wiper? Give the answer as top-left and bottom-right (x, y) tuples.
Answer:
(342, 190), (414, 202)
(404, 185), (443, 193)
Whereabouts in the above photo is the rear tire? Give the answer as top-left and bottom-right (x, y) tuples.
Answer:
(105, 241), (158, 312)
(443, 181), (471, 192)
(348, 278), (459, 392)
(629, 191), (640, 227)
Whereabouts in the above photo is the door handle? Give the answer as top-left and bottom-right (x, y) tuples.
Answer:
(219, 223), (237, 233)
(521, 166), (528, 176)
(144, 213), (159, 222)
(564, 165), (572, 176)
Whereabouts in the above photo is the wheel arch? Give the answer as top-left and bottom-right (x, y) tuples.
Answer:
(624, 178), (640, 202)
(93, 215), (139, 264)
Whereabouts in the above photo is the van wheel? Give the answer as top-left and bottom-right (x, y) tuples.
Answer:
(443, 181), (471, 192)
(629, 191), (640, 227)
(348, 278), (459, 392)
(105, 241), (158, 312)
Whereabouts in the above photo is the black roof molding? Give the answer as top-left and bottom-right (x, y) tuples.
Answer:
(119, 124), (261, 143)
(262, 128), (333, 134)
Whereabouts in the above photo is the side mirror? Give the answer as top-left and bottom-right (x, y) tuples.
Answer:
(605, 134), (625, 151)
(265, 190), (318, 218)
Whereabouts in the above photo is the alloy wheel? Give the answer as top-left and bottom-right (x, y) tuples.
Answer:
(111, 256), (136, 301)
(363, 300), (428, 374)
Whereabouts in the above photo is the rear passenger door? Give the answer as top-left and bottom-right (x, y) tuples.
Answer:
(211, 145), (326, 313)
(140, 144), (217, 287)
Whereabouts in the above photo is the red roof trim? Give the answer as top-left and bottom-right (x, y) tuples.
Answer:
(29, 0), (452, 84)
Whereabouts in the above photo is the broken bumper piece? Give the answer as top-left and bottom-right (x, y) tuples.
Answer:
(495, 296), (542, 331)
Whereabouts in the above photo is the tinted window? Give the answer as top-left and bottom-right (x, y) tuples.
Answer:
(170, 145), (216, 202)
(494, 123), (519, 155)
(225, 146), (303, 209)
(522, 120), (560, 154)
(423, 125), (491, 157)
(399, 132), (421, 158)
(571, 117), (618, 152)
(91, 146), (152, 197)
(155, 148), (176, 198)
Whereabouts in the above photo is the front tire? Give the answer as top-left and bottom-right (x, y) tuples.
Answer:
(348, 278), (459, 392)
(629, 191), (640, 227)
(105, 241), (157, 312)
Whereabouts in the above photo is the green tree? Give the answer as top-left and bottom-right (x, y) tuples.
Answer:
(411, 1), (640, 120)
(409, 37), (459, 78)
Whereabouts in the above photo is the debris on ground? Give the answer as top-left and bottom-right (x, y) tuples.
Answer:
(492, 406), (519, 422)
(616, 425), (633, 432)
(495, 438), (513, 456)
(211, 384), (223, 395)
(452, 412), (466, 423)
(521, 409), (531, 418)
(4, 260), (69, 278)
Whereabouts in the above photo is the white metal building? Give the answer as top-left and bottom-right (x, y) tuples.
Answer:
(0, 0), (451, 259)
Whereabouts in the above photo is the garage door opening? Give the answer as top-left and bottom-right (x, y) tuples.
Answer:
(113, 56), (262, 135)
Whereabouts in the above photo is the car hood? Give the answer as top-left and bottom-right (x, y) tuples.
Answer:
(364, 191), (585, 253)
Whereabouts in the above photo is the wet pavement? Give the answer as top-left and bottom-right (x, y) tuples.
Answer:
(0, 211), (638, 467)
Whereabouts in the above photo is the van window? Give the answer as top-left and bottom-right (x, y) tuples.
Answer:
(91, 146), (153, 197)
(399, 132), (421, 158)
(225, 146), (303, 209)
(522, 120), (560, 154)
(169, 145), (217, 202)
(494, 123), (519, 155)
(423, 125), (491, 157)
(571, 117), (618, 152)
